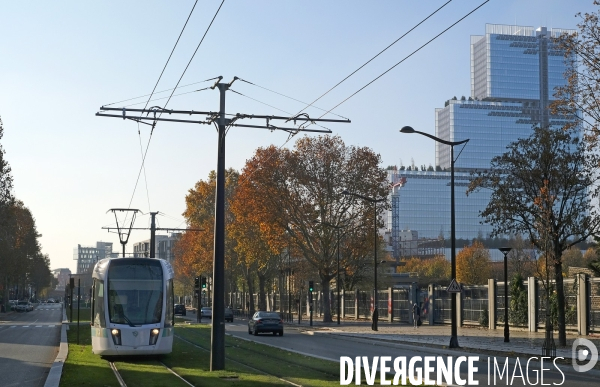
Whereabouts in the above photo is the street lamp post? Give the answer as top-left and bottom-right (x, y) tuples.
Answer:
(499, 247), (512, 343)
(400, 126), (469, 348)
(342, 190), (385, 331)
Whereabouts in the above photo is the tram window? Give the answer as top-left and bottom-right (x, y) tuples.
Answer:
(93, 280), (105, 327)
(107, 259), (164, 325)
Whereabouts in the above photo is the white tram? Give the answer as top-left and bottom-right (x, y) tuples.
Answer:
(90, 257), (174, 356)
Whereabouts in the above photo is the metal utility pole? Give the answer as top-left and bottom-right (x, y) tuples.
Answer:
(150, 211), (157, 258)
(77, 278), (81, 344)
(97, 76), (350, 371)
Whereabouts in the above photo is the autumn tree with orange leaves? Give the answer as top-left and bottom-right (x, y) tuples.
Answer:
(173, 169), (239, 305)
(229, 167), (286, 313)
(240, 135), (388, 323)
(455, 241), (491, 285)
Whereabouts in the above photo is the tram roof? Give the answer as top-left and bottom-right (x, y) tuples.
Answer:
(92, 257), (174, 281)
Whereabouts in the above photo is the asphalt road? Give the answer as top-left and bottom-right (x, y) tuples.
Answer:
(223, 320), (600, 386)
(0, 303), (62, 387)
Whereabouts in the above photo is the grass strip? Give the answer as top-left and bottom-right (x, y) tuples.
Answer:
(60, 325), (117, 386)
(61, 322), (417, 386)
(176, 324), (389, 387)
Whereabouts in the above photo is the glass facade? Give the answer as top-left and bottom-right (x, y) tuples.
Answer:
(389, 24), (577, 259)
(388, 169), (491, 239)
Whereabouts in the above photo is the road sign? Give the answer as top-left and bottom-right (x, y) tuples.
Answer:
(447, 278), (462, 293)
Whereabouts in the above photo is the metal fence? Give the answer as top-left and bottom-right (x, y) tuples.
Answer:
(433, 285), (451, 324)
(392, 288), (410, 323)
(462, 286), (488, 325)
(591, 278), (600, 332)
(226, 275), (599, 332)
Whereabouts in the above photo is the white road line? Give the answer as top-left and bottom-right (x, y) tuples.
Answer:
(23, 326), (29, 328)
(35, 325), (42, 328)
(10, 326), (16, 328)
(49, 325), (55, 327)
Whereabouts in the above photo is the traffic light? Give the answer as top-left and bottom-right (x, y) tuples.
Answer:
(201, 276), (207, 289)
(194, 277), (199, 290)
(309, 281), (314, 292)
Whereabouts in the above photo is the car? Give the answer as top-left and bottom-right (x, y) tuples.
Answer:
(200, 306), (212, 319)
(224, 307), (233, 322)
(174, 304), (186, 316)
(16, 301), (30, 312)
(248, 311), (283, 336)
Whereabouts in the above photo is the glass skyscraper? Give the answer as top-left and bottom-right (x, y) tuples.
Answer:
(388, 24), (576, 260)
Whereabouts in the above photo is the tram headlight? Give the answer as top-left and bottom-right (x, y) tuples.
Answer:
(111, 329), (121, 346)
(149, 328), (160, 345)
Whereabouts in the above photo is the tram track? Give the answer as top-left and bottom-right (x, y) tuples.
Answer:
(174, 334), (303, 387)
(103, 326), (330, 387)
(107, 357), (195, 387)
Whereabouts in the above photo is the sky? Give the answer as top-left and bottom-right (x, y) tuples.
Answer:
(0, 0), (597, 273)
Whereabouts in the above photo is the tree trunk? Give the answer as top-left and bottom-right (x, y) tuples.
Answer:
(258, 275), (267, 311)
(320, 275), (332, 322)
(246, 276), (255, 316)
(554, 256), (567, 347)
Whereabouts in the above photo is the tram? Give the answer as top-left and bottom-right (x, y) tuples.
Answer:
(90, 257), (174, 356)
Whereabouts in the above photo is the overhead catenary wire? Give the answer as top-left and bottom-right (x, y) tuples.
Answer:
(316, 0), (490, 121)
(157, 0), (226, 117)
(102, 78), (218, 107)
(228, 88), (332, 132)
(291, 0), (452, 119)
(137, 122), (152, 214)
(235, 78), (349, 120)
(121, 0), (200, 227)
(123, 0), (225, 226)
(121, 87), (211, 108)
(139, 0), (200, 116)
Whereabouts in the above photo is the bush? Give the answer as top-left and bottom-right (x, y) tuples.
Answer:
(509, 273), (528, 326)
(479, 307), (489, 327)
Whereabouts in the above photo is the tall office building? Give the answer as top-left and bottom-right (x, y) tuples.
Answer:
(74, 241), (116, 274)
(388, 24), (576, 261)
(133, 233), (181, 263)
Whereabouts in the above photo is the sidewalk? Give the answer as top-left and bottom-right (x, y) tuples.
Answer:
(290, 318), (600, 361)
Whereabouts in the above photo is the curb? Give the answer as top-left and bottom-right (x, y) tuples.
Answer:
(43, 307), (69, 387)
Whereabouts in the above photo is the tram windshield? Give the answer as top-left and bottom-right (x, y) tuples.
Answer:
(107, 259), (164, 326)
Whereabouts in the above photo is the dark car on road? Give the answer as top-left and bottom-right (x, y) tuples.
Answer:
(248, 311), (283, 336)
(174, 304), (186, 316)
(225, 307), (233, 322)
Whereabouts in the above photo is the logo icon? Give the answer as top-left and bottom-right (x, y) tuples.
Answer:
(572, 338), (598, 372)
(132, 331), (138, 337)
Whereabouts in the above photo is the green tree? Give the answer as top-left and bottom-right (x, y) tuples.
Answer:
(468, 127), (600, 347)
(509, 272), (528, 326)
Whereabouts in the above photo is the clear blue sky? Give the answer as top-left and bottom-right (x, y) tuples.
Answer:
(0, 0), (596, 273)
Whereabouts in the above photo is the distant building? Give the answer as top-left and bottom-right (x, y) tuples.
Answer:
(52, 268), (71, 291)
(133, 233), (181, 263)
(73, 242), (116, 274)
(388, 24), (577, 261)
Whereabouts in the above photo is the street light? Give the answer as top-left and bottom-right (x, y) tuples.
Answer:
(400, 125), (469, 348)
(315, 219), (346, 325)
(342, 190), (385, 331)
(499, 247), (512, 343)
